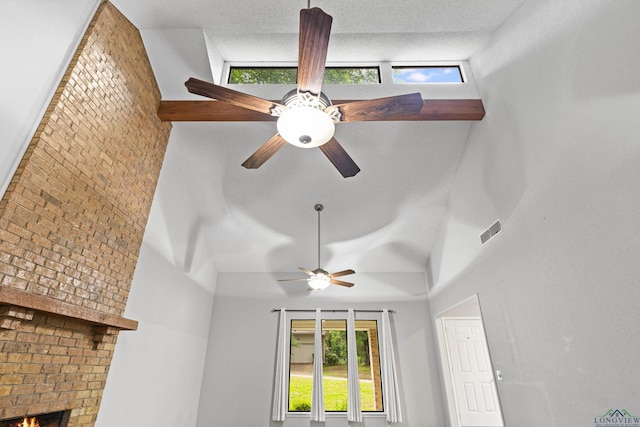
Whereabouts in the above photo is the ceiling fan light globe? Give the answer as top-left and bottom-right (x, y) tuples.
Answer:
(277, 107), (335, 148)
(307, 274), (331, 290)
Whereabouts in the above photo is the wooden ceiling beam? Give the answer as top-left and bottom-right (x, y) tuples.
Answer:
(157, 99), (485, 122)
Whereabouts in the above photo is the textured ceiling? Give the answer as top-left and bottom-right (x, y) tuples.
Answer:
(110, 0), (528, 292)
(115, 0), (527, 63)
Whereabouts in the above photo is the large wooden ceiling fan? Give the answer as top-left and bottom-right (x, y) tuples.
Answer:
(158, 6), (485, 177)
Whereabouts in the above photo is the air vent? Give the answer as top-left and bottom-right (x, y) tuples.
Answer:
(480, 220), (502, 245)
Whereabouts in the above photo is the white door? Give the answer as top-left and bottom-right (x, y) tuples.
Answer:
(444, 318), (503, 427)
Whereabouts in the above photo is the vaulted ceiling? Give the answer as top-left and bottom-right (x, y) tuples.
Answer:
(110, 0), (528, 290)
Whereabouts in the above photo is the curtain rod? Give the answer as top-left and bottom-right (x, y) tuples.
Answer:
(271, 308), (395, 313)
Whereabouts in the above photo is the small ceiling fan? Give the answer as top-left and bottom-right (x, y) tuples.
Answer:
(278, 203), (355, 290)
(183, 4), (426, 178)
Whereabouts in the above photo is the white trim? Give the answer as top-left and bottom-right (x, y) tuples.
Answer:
(433, 294), (505, 427)
(271, 309), (288, 421)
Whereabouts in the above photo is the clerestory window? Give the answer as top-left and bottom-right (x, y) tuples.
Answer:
(391, 65), (464, 83)
(228, 66), (381, 84)
(227, 64), (465, 85)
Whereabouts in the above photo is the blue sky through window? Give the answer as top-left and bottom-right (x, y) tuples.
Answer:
(392, 66), (463, 83)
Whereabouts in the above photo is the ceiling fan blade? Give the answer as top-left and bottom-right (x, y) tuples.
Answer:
(298, 7), (332, 96)
(331, 279), (355, 288)
(241, 134), (288, 169)
(277, 277), (309, 282)
(298, 267), (314, 275)
(185, 77), (285, 115)
(319, 138), (361, 178)
(329, 269), (355, 278)
(326, 93), (425, 122)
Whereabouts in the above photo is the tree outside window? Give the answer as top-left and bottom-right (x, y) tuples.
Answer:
(228, 67), (380, 85)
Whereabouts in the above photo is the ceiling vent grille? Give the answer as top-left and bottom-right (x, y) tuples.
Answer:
(480, 220), (502, 245)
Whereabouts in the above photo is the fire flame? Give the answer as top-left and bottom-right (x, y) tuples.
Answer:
(20, 418), (40, 427)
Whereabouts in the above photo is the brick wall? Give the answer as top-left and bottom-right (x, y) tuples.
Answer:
(0, 1), (171, 424)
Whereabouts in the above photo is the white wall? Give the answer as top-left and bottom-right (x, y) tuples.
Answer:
(96, 242), (216, 426)
(429, 1), (640, 425)
(97, 126), (219, 426)
(0, 0), (99, 198)
(197, 272), (444, 427)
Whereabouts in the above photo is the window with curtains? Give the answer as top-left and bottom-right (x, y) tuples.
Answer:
(272, 308), (401, 423)
(288, 318), (383, 412)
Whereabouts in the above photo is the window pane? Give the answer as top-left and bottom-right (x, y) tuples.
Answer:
(289, 319), (314, 412)
(392, 66), (463, 83)
(228, 66), (380, 84)
(229, 67), (297, 84)
(288, 318), (383, 413)
(321, 319), (348, 411)
(355, 319), (383, 411)
(322, 67), (380, 84)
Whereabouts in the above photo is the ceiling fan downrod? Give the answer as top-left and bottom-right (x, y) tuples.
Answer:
(315, 203), (323, 269)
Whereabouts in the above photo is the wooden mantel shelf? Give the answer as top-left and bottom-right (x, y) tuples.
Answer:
(0, 286), (138, 340)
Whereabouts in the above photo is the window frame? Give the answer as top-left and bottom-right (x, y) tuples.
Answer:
(284, 310), (387, 418)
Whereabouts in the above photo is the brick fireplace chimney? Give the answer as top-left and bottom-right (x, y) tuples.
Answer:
(0, 1), (171, 424)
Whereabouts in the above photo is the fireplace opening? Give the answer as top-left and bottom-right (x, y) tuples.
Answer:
(0, 411), (70, 427)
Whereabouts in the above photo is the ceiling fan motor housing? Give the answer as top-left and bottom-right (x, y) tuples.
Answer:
(281, 89), (332, 110)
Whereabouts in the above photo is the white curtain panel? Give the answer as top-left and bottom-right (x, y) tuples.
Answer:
(381, 308), (402, 423)
(347, 308), (363, 422)
(271, 309), (287, 422)
(311, 308), (325, 421)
